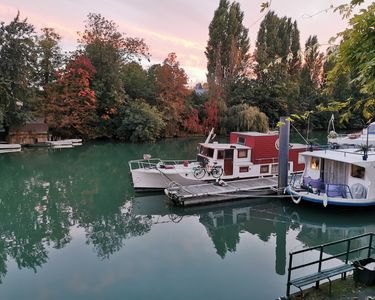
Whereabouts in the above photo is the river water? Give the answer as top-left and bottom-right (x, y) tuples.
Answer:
(0, 137), (374, 300)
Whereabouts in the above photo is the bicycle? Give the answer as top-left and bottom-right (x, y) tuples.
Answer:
(193, 161), (223, 179)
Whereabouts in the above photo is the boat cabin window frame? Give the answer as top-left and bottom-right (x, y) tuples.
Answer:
(239, 166), (249, 173)
(310, 157), (320, 170)
(237, 149), (248, 159)
(217, 150), (224, 159)
(200, 146), (214, 158)
(237, 136), (245, 145)
(260, 165), (269, 174)
(351, 164), (365, 179)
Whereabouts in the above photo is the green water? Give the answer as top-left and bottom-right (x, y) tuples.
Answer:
(0, 136), (374, 300)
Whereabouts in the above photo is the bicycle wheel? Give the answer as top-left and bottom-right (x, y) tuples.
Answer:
(211, 166), (223, 178)
(194, 167), (206, 179)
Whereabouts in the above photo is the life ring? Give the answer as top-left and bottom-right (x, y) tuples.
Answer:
(290, 193), (302, 204)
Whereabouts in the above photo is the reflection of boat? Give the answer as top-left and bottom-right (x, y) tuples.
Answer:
(129, 129), (306, 190)
(285, 147), (375, 207)
(0, 143), (21, 153)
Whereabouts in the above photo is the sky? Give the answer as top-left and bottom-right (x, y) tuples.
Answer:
(0, 0), (370, 85)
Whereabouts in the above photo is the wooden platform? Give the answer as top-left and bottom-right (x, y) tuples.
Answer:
(165, 177), (279, 206)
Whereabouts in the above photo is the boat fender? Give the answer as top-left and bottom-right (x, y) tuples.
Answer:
(291, 194), (301, 204)
(323, 195), (328, 207)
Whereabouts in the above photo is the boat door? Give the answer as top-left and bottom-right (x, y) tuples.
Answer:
(224, 149), (234, 175)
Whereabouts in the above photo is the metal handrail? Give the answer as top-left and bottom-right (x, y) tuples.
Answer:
(286, 233), (375, 296)
(128, 158), (197, 171)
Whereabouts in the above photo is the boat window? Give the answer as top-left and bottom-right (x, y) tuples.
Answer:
(239, 166), (249, 173)
(200, 147), (214, 158)
(260, 165), (269, 173)
(217, 150), (224, 159)
(271, 164), (278, 174)
(206, 148), (214, 158)
(351, 164), (365, 179)
(237, 136), (245, 145)
(310, 157), (320, 170)
(237, 149), (248, 158)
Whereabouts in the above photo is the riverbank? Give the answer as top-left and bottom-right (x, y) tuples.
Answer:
(289, 275), (375, 299)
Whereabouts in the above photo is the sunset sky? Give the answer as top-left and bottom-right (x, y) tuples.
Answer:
(0, 0), (369, 85)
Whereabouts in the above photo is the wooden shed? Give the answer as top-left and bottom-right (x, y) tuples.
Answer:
(8, 121), (49, 145)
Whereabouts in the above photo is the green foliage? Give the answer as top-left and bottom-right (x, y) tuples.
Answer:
(226, 104), (269, 132)
(121, 62), (156, 104)
(205, 0), (250, 98)
(37, 27), (62, 86)
(253, 11), (301, 119)
(79, 13), (150, 136)
(326, 2), (375, 123)
(0, 12), (37, 128)
(115, 100), (165, 143)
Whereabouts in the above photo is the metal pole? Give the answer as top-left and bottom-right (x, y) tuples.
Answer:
(278, 117), (290, 190)
(364, 124), (369, 160)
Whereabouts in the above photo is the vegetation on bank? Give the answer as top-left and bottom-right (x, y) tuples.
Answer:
(0, 0), (373, 142)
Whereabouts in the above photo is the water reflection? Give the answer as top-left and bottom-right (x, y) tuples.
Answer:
(133, 194), (375, 276)
(0, 141), (374, 289)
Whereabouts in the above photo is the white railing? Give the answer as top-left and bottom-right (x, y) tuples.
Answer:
(128, 158), (197, 171)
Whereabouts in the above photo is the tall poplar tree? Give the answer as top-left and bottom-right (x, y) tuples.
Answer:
(205, 0), (250, 130)
(253, 11), (301, 120)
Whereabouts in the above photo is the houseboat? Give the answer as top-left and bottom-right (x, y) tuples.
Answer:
(129, 129), (307, 190)
(285, 147), (375, 207)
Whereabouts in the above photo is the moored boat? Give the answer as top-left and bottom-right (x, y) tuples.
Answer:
(328, 118), (375, 147)
(0, 143), (21, 153)
(285, 147), (375, 207)
(129, 129), (307, 191)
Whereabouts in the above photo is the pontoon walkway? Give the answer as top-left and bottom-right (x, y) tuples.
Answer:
(165, 177), (279, 206)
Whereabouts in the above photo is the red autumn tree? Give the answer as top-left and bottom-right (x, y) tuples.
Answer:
(45, 55), (98, 138)
(154, 52), (191, 137)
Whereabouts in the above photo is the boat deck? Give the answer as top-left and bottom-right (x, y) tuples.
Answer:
(166, 177), (279, 206)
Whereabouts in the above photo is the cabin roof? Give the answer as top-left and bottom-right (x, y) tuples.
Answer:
(301, 149), (375, 165)
(199, 143), (251, 150)
(231, 131), (278, 137)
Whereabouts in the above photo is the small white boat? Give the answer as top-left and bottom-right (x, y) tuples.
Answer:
(47, 140), (73, 148)
(129, 129), (307, 191)
(0, 143), (21, 153)
(285, 147), (375, 207)
(328, 117), (375, 147)
(64, 139), (83, 147)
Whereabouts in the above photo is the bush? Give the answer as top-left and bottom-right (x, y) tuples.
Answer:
(115, 100), (165, 143)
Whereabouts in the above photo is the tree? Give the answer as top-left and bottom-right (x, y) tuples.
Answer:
(44, 55), (98, 138)
(0, 12), (37, 128)
(37, 27), (63, 86)
(78, 13), (150, 136)
(206, 0), (250, 94)
(326, 2), (375, 123)
(115, 100), (165, 143)
(299, 36), (324, 113)
(253, 11), (301, 120)
(121, 62), (156, 104)
(154, 53), (190, 137)
(226, 104), (269, 132)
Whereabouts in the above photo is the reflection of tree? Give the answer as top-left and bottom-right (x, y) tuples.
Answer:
(0, 144), (153, 282)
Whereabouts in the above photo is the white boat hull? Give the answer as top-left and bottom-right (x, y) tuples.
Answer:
(131, 167), (205, 190)
(285, 186), (375, 207)
(0, 144), (21, 153)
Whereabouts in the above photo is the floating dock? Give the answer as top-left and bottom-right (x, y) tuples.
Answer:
(165, 177), (279, 206)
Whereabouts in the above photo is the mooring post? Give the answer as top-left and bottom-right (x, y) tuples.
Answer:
(278, 117), (290, 192)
